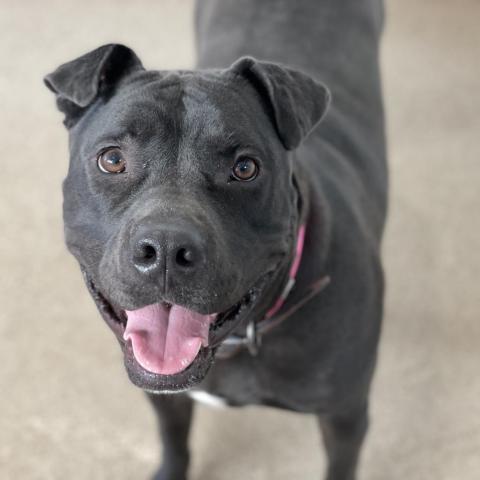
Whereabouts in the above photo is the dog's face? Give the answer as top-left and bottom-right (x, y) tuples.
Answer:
(45, 44), (329, 392)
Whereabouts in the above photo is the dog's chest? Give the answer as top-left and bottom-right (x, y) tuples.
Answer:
(187, 390), (228, 408)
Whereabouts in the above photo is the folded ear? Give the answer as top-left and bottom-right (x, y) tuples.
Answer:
(230, 57), (331, 150)
(44, 44), (143, 128)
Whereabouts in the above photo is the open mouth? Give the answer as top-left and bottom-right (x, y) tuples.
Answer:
(82, 269), (272, 392)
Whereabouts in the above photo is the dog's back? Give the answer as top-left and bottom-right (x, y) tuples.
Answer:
(196, 0), (387, 237)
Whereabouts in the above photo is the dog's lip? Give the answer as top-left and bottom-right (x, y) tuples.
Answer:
(81, 268), (274, 391)
(82, 271), (126, 339)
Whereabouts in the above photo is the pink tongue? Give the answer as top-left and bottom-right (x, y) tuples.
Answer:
(123, 304), (216, 375)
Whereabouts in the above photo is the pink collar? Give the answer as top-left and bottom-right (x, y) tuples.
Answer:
(265, 224), (306, 318)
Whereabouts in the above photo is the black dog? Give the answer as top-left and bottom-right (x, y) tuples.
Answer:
(45, 0), (387, 478)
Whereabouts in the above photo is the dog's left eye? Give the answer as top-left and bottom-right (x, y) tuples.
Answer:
(232, 157), (258, 182)
(97, 148), (127, 174)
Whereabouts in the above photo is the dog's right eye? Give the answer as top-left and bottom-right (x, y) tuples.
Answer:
(97, 148), (127, 174)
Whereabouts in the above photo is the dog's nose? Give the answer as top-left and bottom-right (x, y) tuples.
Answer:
(131, 225), (204, 275)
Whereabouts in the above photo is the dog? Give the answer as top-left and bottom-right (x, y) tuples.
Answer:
(44, 0), (387, 478)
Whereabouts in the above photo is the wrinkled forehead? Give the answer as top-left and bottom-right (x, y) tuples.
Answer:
(85, 72), (276, 148)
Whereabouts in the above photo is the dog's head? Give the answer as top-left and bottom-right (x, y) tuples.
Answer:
(45, 44), (330, 392)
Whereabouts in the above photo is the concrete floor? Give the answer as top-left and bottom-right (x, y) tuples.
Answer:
(1, 1), (479, 479)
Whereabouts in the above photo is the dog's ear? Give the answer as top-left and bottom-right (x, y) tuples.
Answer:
(230, 57), (331, 150)
(44, 44), (143, 128)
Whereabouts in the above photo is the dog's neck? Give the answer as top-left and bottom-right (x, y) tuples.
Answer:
(263, 159), (331, 318)
(292, 156), (332, 278)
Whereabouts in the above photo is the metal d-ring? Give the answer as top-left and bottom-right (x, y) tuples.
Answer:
(245, 320), (261, 356)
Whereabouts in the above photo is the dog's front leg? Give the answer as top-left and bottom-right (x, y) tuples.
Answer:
(146, 393), (194, 480)
(317, 400), (368, 480)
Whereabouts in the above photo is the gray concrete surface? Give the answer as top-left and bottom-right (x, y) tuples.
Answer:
(1, 1), (479, 478)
